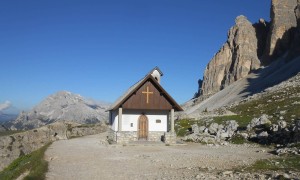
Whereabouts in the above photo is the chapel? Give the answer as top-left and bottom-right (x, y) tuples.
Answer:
(108, 67), (183, 144)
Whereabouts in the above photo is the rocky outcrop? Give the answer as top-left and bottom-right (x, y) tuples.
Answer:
(263, 0), (299, 64)
(184, 120), (239, 144)
(201, 16), (261, 97)
(0, 122), (107, 171)
(8, 91), (109, 130)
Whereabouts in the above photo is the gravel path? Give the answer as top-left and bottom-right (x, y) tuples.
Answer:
(45, 133), (273, 180)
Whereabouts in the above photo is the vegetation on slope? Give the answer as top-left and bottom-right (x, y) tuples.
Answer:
(230, 86), (300, 124)
(0, 143), (51, 180)
(245, 155), (300, 172)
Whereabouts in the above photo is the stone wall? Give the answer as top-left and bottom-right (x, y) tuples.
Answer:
(116, 131), (138, 144)
(148, 132), (165, 142)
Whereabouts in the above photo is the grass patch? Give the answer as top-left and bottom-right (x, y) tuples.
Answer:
(0, 130), (25, 137)
(213, 115), (252, 128)
(0, 142), (52, 180)
(230, 86), (300, 124)
(230, 134), (248, 144)
(175, 119), (206, 137)
(246, 155), (300, 172)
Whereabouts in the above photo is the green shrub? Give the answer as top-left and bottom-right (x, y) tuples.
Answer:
(230, 134), (247, 144)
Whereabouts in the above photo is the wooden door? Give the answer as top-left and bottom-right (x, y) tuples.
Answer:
(138, 115), (148, 140)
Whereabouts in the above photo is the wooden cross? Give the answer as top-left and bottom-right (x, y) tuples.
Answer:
(142, 86), (153, 104)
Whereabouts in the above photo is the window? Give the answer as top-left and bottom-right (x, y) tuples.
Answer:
(156, 119), (161, 123)
(130, 123), (133, 127)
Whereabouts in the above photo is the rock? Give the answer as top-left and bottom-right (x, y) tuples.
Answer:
(184, 133), (216, 144)
(220, 132), (229, 139)
(247, 114), (271, 130)
(195, 174), (201, 179)
(280, 110), (286, 115)
(283, 173), (290, 179)
(270, 124), (279, 132)
(263, 0), (299, 64)
(257, 131), (269, 139)
(294, 120), (300, 132)
(259, 114), (271, 124)
(199, 126), (206, 133)
(203, 128), (209, 134)
(200, 15), (261, 97)
(224, 120), (239, 137)
(222, 171), (233, 176)
(278, 120), (287, 129)
(239, 133), (249, 139)
(208, 123), (219, 134)
(192, 124), (200, 134)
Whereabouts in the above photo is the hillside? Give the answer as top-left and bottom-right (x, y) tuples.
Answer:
(7, 91), (109, 130)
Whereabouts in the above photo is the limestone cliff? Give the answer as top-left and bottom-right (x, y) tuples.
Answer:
(201, 16), (262, 97)
(197, 0), (300, 99)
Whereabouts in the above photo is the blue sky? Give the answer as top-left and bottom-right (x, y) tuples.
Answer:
(0, 0), (270, 112)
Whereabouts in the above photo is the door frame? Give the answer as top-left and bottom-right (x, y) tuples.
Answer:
(138, 114), (149, 140)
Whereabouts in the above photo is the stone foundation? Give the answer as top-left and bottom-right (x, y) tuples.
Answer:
(108, 130), (170, 144)
(164, 132), (177, 144)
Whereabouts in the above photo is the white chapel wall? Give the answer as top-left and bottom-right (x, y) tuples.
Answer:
(111, 109), (169, 132)
(122, 110), (168, 132)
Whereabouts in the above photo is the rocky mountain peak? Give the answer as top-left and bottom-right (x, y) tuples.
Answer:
(8, 91), (110, 130)
(200, 14), (260, 97)
(235, 15), (250, 25)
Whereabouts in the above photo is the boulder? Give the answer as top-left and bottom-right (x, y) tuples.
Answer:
(224, 120), (239, 136)
(247, 114), (271, 130)
(192, 124), (200, 134)
(199, 126), (206, 133)
(278, 120), (287, 129)
(208, 123), (219, 134)
(270, 124), (279, 132)
(257, 131), (269, 139)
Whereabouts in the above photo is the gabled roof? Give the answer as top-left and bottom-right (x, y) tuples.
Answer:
(108, 68), (182, 111)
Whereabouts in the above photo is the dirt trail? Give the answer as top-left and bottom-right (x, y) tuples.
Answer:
(45, 133), (273, 180)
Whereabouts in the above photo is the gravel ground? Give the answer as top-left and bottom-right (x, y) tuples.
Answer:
(45, 133), (274, 180)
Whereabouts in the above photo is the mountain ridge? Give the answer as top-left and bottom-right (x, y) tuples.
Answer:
(7, 91), (110, 130)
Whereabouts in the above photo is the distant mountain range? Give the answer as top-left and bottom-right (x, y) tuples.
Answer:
(6, 91), (110, 130)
